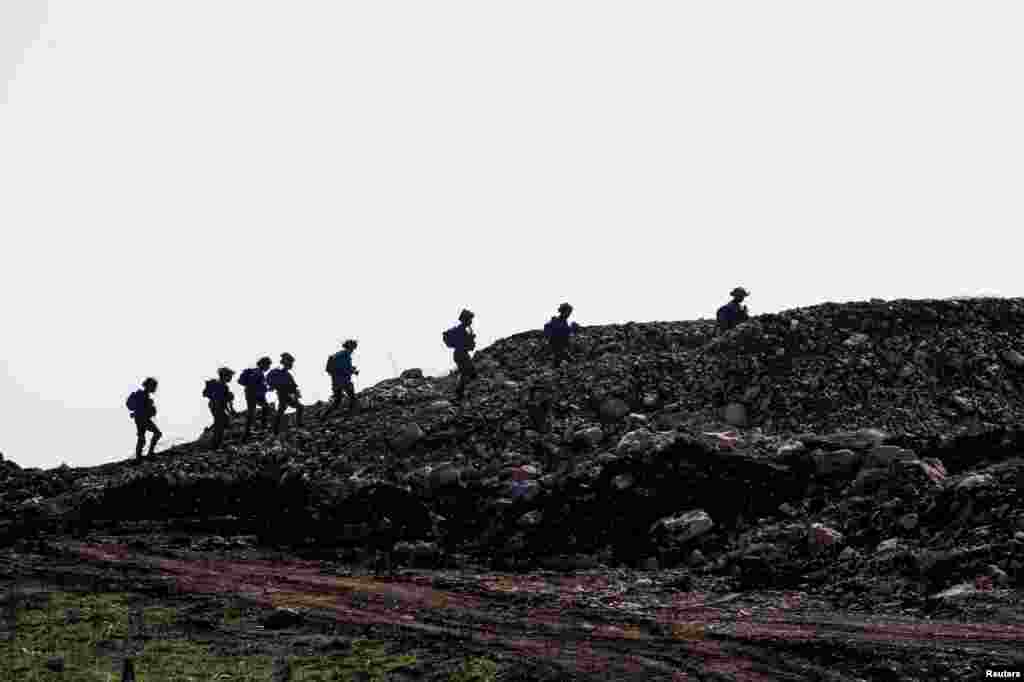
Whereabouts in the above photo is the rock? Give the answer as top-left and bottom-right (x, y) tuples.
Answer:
(909, 457), (948, 484)
(778, 503), (799, 517)
(627, 413), (649, 429)
(853, 467), (890, 494)
(986, 564), (1011, 586)
(844, 333), (870, 347)
(723, 403), (747, 427)
(898, 513), (919, 531)
(509, 465), (538, 481)
(599, 398), (631, 422)
(866, 445), (916, 468)
(812, 448), (861, 476)
(839, 547), (859, 562)
(615, 429), (675, 458)
(399, 368), (424, 380)
(518, 510), (543, 528)
(776, 440), (806, 457)
(957, 473), (995, 490)
(575, 426), (605, 447)
(502, 419), (522, 435)
(950, 394), (974, 412)
(422, 400), (453, 414)
(689, 549), (705, 566)
(45, 656), (64, 672)
(388, 423), (424, 452)
(1002, 349), (1024, 369)
(428, 464), (462, 489)
(650, 510), (714, 543)
(509, 480), (540, 501)
(929, 582), (979, 601)
(808, 428), (888, 452)
(261, 608), (304, 630)
(617, 429), (654, 456)
(808, 524), (844, 553)
(875, 538), (905, 555)
(653, 410), (689, 431)
(612, 473), (635, 490)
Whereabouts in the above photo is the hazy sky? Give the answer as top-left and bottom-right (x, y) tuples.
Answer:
(2, 1), (1021, 470)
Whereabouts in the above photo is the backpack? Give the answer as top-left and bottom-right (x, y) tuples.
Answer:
(266, 368), (286, 390)
(126, 390), (143, 413)
(716, 304), (729, 326)
(325, 354), (337, 375)
(442, 327), (457, 349)
(202, 379), (217, 399)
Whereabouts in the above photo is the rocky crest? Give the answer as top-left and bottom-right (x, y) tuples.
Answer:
(2, 297), (1023, 611)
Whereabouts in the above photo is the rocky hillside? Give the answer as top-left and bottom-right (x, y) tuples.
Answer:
(3, 296), (1024, 610)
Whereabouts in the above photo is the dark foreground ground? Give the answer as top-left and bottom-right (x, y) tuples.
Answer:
(2, 534), (1022, 681)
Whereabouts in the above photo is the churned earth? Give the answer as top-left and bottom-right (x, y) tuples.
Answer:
(1, 536), (1022, 681)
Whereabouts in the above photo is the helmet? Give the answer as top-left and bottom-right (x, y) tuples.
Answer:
(142, 377), (158, 389)
(280, 352), (295, 363)
(343, 339), (358, 350)
(257, 356), (272, 368)
(458, 309), (475, 323)
(218, 367), (235, 379)
(558, 302), (573, 314)
(730, 287), (750, 298)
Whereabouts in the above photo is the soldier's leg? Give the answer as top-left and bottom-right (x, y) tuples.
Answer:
(325, 384), (341, 416)
(345, 381), (358, 411)
(244, 396), (256, 439)
(212, 408), (226, 449)
(135, 419), (146, 459)
(148, 422), (162, 456)
(259, 397), (271, 430)
(274, 395), (286, 434)
(294, 397), (304, 427)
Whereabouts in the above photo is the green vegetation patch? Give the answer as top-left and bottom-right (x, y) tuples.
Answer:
(0, 589), (429, 681)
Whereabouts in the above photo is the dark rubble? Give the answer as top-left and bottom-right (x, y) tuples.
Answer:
(2, 296), (1024, 613)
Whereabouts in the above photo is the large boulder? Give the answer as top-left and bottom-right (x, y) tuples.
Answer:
(575, 426), (605, 447)
(865, 445), (917, 468)
(649, 510), (714, 543)
(599, 398), (631, 422)
(808, 524), (844, 553)
(812, 448), (861, 476)
(723, 403), (748, 428)
(803, 428), (888, 452)
(616, 429), (676, 459)
(388, 423), (424, 452)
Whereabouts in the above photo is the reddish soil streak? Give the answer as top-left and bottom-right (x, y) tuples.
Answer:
(64, 542), (1024, 680)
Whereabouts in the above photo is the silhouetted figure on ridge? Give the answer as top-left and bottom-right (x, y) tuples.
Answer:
(126, 377), (161, 460)
(543, 302), (580, 368)
(203, 367), (237, 450)
(268, 352), (304, 434)
(325, 339), (360, 417)
(443, 309), (477, 404)
(717, 287), (750, 333)
(238, 356), (273, 440)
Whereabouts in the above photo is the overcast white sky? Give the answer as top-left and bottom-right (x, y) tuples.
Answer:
(2, 1), (1021, 470)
